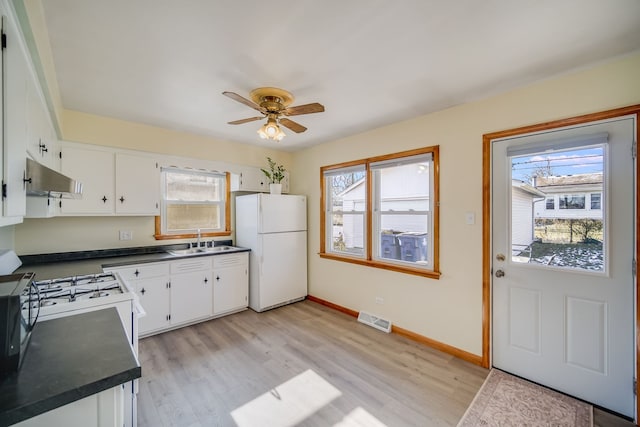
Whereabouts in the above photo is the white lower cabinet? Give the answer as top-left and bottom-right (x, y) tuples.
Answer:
(106, 262), (170, 336)
(106, 252), (248, 337)
(170, 258), (212, 324)
(14, 384), (123, 427)
(213, 252), (248, 315)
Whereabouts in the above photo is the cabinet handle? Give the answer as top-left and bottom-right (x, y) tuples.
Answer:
(204, 277), (208, 284)
(216, 276), (220, 281)
(140, 288), (146, 295)
(102, 196), (108, 203)
(119, 196), (125, 203)
(39, 140), (48, 153)
(23, 171), (32, 187)
(134, 269), (140, 277)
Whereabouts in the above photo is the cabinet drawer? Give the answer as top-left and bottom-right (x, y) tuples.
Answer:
(171, 257), (212, 274)
(108, 262), (170, 281)
(213, 253), (248, 268)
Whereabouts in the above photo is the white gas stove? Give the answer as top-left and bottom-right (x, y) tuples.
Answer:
(30, 271), (141, 427)
(30, 272), (133, 316)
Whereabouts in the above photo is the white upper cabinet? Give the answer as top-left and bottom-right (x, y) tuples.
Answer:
(115, 152), (159, 215)
(1, 10), (29, 224)
(59, 143), (115, 215)
(231, 166), (290, 193)
(26, 81), (57, 170)
(57, 142), (161, 216)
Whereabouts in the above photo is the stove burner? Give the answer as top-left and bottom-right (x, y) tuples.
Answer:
(40, 300), (57, 307)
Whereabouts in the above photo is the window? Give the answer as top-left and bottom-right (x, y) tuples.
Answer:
(545, 197), (555, 210)
(155, 168), (231, 239)
(590, 193), (601, 210)
(559, 194), (585, 209)
(320, 146), (439, 278)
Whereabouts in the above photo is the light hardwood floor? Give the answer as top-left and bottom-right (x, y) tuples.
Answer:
(137, 300), (635, 426)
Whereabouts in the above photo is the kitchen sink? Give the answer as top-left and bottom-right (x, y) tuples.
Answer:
(167, 246), (236, 256)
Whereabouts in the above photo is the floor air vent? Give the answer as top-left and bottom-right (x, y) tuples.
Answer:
(357, 311), (392, 333)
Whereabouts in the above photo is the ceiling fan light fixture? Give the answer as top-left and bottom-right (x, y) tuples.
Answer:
(257, 116), (286, 141)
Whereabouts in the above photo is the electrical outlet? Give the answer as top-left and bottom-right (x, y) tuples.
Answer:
(119, 230), (133, 241)
(375, 297), (384, 305)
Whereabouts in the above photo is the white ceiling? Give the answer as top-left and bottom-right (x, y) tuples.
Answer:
(38, 0), (640, 152)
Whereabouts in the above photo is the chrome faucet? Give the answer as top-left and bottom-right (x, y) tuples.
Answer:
(196, 229), (202, 248)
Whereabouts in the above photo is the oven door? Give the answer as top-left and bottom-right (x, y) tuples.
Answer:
(18, 280), (40, 363)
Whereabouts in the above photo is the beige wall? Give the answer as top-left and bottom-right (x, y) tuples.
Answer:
(291, 52), (640, 357)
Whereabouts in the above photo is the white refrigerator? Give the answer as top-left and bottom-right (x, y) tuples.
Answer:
(235, 193), (307, 312)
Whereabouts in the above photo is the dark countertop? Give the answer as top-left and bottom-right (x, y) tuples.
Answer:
(15, 243), (250, 281)
(0, 307), (141, 426)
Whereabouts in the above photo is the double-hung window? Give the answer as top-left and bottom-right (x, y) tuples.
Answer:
(320, 146), (439, 278)
(156, 167), (230, 238)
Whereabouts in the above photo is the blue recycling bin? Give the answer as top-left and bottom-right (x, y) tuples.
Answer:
(397, 232), (428, 262)
(380, 231), (401, 260)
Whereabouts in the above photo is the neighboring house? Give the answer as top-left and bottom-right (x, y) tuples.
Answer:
(335, 179), (366, 249)
(511, 180), (546, 252)
(533, 173), (603, 220)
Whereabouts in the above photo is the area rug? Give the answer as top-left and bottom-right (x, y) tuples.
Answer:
(457, 369), (593, 427)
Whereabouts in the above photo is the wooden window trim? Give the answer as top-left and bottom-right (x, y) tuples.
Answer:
(154, 171), (232, 240)
(320, 146), (440, 278)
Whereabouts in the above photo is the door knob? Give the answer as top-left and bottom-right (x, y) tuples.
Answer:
(495, 269), (505, 278)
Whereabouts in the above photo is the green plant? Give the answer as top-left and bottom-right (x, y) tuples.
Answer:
(261, 157), (286, 184)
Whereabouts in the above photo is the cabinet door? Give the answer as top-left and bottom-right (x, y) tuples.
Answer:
(115, 153), (160, 215)
(170, 271), (213, 324)
(136, 277), (170, 335)
(213, 253), (248, 315)
(59, 145), (115, 215)
(2, 13), (28, 220)
(111, 262), (169, 282)
(238, 167), (268, 192)
(26, 81), (56, 168)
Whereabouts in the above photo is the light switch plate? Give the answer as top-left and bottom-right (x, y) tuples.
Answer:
(465, 212), (475, 225)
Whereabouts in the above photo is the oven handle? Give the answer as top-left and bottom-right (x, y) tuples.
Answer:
(30, 281), (41, 330)
(133, 298), (146, 318)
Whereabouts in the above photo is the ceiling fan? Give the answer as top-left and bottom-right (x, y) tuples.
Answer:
(223, 87), (325, 141)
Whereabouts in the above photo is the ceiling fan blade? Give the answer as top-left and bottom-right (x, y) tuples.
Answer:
(279, 118), (307, 133)
(284, 102), (325, 116)
(228, 116), (264, 125)
(222, 91), (264, 112)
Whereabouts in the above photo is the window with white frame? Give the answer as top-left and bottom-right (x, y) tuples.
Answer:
(320, 146), (439, 278)
(160, 168), (227, 235)
(545, 197), (555, 210)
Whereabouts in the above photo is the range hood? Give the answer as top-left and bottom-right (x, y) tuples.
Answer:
(26, 158), (83, 199)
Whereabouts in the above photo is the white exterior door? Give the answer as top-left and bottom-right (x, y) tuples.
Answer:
(492, 116), (636, 417)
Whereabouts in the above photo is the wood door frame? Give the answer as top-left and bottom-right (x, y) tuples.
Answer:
(481, 104), (640, 417)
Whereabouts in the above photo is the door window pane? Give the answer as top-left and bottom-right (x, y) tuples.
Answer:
(511, 145), (605, 272)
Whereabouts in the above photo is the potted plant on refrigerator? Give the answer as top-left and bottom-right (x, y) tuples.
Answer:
(261, 157), (286, 194)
